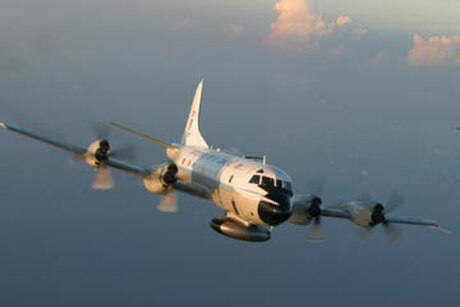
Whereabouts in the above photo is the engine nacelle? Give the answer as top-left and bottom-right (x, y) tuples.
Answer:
(143, 163), (178, 194)
(289, 194), (322, 225)
(210, 217), (271, 242)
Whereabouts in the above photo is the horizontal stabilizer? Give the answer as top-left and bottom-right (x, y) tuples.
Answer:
(111, 123), (177, 149)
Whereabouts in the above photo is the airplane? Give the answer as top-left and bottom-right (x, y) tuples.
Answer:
(0, 80), (448, 242)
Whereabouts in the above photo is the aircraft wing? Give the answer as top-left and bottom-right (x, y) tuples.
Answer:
(321, 208), (353, 219)
(384, 216), (452, 233)
(105, 158), (151, 177)
(320, 206), (445, 231)
(384, 216), (438, 227)
(0, 122), (87, 155)
(0, 122), (151, 177)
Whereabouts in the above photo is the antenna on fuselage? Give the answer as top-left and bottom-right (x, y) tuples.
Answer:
(244, 155), (267, 164)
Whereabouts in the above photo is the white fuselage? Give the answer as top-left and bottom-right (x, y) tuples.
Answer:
(165, 145), (293, 226)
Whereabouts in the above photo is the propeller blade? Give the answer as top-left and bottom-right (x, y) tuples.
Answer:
(356, 191), (373, 203)
(310, 181), (323, 197)
(70, 152), (85, 165)
(112, 145), (136, 161)
(308, 218), (324, 243)
(386, 191), (404, 213)
(157, 192), (178, 213)
(354, 227), (373, 241)
(94, 123), (111, 140)
(383, 223), (402, 244)
(92, 167), (114, 190)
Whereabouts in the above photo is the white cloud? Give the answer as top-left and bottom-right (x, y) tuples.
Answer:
(407, 34), (460, 67)
(335, 15), (351, 27)
(268, 0), (350, 53)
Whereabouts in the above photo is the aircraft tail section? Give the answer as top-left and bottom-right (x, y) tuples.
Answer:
(182, 80), (209, 148)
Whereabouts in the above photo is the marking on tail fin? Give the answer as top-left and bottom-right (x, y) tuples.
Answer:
(182, 80), (209, 148)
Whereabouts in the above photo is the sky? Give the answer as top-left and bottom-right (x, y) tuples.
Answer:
(0, 1), (459, 306)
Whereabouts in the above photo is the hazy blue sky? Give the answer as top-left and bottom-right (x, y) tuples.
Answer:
(0, 1), (459, 306)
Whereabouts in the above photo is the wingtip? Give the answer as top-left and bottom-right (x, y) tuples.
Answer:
(431, 226), (453, 235)
(0, 122), (7, 129)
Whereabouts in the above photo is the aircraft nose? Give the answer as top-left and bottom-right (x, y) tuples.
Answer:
(258, 199), (292, 226)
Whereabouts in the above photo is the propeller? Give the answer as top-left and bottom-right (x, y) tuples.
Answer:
(81, 123), (137, 190)
(94, 123), (136, 161)
(369, 192), (404, 226)
(307, 195), (324, 242)
(366, 191), (405, 243)
(156, 164), (179, 213)
(91, 139), (114, 190)
(306, 180), (325, 242)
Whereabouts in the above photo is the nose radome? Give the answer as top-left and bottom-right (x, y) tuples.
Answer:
(258, 200), (292, 226)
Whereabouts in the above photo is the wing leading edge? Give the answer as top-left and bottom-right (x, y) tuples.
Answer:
(0, 122), (87, 155)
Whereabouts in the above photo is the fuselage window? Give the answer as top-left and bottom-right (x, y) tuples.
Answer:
(231, 200), (240, 215)
(229, 175), (234, 183)
(182, 158), (186, 164)
(261, 176), (274, 187)
(249, 175), (260, 184)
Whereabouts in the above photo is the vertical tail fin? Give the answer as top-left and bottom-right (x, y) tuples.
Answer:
(181, 80), (209, 148)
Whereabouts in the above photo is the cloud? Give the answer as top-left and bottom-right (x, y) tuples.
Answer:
(268, 0), (350, 53)
(335, 15), (351, 27)
(407, 34), (460, 67)
(228, 24), (244, 41)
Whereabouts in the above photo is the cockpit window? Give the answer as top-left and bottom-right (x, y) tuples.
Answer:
(261, 176), (274, 187)
(249, 175), (261, 184)
(250, 174), (292, 194)
(284, 181), (292, 192)
(276, 179), (283, 189)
